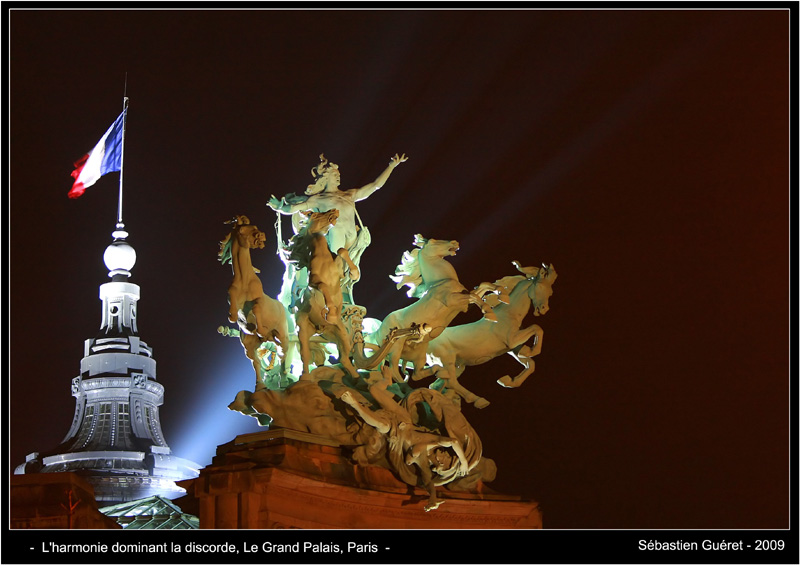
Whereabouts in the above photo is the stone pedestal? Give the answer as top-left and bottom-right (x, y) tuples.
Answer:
(181, 429), (542, 529)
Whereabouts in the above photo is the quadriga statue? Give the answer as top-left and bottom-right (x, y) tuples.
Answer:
(218, 152), (558, 511)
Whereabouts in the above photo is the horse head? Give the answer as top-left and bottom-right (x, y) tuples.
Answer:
(528, 263), (557, 316)
(511, 261), (557, 316)
(219, 216), (265, 266)
(302, 209), (339, 235)
(235, 224), (267, 250)
(415, 234), (460, 259)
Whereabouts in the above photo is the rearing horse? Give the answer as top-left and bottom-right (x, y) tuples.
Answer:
(219, 216), (291, 389)
(372, 234), (497, 383)
(424, 262), (557, 407)
(285, 209), (360, 379)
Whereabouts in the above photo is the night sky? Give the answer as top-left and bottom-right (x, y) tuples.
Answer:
(8, 8), (791, 531)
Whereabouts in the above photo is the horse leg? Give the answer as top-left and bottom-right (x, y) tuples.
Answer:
(468, 292), (498, 322)
(419, 341), (452, 382)
(472, 282), (492, 300)
(315, 281), (339, 323)
(498, 325), (543, 388)
(506, 324), (542, 357)
(474, 282), (510, 304)
(411, 364), (440, 382)
(295, 313), (314, 379)
(336, 248), (360, 281)
(332, 322), (359, 380)
(411, 343), (446, 383)
(250, 298), (270, 340)
(227, 286), (240, 323)
(271, 306), (292, 373)
(385, 341), (406, 384)
(240, 333), (265, 391)
(266, 330), (288, 385)
(373, 319), (406, 384)
(436, 365), (490, 409)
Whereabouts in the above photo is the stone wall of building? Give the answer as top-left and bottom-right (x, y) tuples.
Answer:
(10, 473), (121, 529)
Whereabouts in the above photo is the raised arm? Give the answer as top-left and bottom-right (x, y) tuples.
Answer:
(268, 194), (312, 215)
(350, 153), (408, 202)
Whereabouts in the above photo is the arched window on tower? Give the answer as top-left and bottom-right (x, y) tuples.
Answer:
(116, 402), (133, 449)
(92, 403), (113, 447)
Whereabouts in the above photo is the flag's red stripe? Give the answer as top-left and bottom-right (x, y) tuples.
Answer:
(68, 153), (89, 198)
(68, 182), (86, 199)
(71, 154), (88, 180)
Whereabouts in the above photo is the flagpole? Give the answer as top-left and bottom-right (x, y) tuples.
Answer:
(117, 96), (129, 228)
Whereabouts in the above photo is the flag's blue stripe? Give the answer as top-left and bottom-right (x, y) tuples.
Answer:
(99, 112), (124, 176)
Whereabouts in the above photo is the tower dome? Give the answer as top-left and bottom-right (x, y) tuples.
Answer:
(15, 221), (200, 504)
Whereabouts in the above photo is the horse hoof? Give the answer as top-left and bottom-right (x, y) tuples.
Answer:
(497, 376), (513, 388)
(474, 397), (490, 409)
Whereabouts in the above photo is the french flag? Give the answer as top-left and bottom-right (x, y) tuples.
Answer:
(68, 111), (124, 199)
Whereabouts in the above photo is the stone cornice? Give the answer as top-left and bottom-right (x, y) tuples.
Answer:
(77, 376), (164, 396)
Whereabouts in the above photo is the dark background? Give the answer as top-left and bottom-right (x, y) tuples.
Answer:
(8, 7), (791, 530)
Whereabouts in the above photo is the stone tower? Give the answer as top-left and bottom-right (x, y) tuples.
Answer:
(15, 225), (200, 505)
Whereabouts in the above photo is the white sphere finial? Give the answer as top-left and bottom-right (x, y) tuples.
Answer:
(104, 227), (136, 277)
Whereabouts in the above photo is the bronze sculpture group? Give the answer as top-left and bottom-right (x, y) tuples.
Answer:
(219, 153), (557, 511)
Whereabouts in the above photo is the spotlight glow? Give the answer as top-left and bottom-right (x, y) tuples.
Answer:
(167, 347), (262, 467)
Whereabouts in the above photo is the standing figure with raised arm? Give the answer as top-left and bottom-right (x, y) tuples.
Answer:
(269, 153), (407, 302)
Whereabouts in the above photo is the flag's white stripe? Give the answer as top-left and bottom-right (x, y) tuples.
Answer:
(75, 124), (113, 188)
